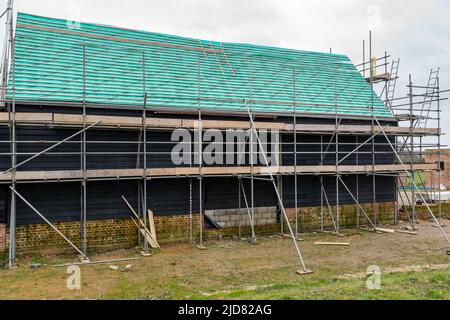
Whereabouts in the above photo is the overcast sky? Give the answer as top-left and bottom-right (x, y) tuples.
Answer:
(1, 0), (449, 145)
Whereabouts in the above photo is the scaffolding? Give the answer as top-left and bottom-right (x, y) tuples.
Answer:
(1, 5), (449, 271)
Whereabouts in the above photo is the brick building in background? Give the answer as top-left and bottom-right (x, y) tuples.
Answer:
(424, 149), (449, 190)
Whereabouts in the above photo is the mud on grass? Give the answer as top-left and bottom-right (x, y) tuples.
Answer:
(0, 220), (449, 300)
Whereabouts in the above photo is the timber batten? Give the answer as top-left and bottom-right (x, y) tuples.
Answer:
(0, 164), (437, 183)
(0, 112), (439, 136)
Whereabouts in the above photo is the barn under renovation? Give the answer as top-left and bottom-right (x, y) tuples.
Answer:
(0, 10), (448, 271)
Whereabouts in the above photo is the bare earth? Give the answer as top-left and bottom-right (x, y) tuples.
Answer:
(0, 219), (449, 300)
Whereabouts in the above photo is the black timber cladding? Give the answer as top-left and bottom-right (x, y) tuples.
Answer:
(1, 106), (398, 225)
(4, 175), (394, 225)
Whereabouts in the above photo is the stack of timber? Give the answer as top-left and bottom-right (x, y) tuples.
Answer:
(122, 195), (160, 249)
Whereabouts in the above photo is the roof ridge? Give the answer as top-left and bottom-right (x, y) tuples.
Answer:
(16, 12), (348, 58)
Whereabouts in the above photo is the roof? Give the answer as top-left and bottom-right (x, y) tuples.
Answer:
(7, 12), (394, 119)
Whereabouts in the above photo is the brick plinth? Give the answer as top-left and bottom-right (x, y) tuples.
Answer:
(0, 224), (6, 254)
(284, 202), (394, 231)
(5, 202), (395, 254)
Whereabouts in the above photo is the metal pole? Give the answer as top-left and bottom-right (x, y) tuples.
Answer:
(249, 59), (256, 244)
(238, 176), (242, 239)
(370, 31), (377, 226)
(239, 179), (256, 240)
(189, 178), (193, 243)
(142, 50), (148, 253)
(7, 1), (15, 267)
(372, 115), (450, 245)
(320, 135), (324, 232)
(246, 106), (309, 272)
(338, 177), (377, 230)
(437, 77), (442, 224)
(198, 176), (203, 248)
(363, 40), (366, 79)
(334, 62), (339, 234)
(3, 121), (101, 174)
(0, 0), (13, 106)
(394, 133), (399, 225)
(293, 69), (298, 236)
(409, 74), (416, 228)
(81, 44), (87, 255)
(197, 56), (204, 249)
(356, 136), (360, 229)
(10, 186), (89, 260)
(321, 181), (338, 233)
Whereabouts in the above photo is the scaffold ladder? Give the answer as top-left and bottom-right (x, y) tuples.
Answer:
(385, 58), (400, 109)
(418, 68), (440, 128)
(199, 40), (235, 75)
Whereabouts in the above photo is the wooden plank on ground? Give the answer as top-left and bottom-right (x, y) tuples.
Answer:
(375, 227), (395, 233)
(314, 242), (350, 246)
(397, 230), (418, 235)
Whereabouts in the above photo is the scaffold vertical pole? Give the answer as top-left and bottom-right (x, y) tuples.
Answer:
(81, 44), (87, 256)
(197, 56), (205, 249)
(7, 0), (16, 268)
(250, 60), (256, 244)
(356, 136), (360, 229)
(370, 31), (377, 227)
(437, 77), (442, 224)
(320, 135), (324, 232)
(293, 69), (298, 237)
(334, 62), (340, 235)
(142, 51), (148, 253)
(409, 74), (416, 228)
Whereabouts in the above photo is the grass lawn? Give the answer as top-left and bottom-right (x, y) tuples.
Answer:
(0, 219), (449, 300)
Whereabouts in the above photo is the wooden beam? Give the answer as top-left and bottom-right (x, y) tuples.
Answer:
(0, 112), (440, 135)
(375, 227), (395, 234)
(397, 230), (418, 235)
(147, 209), (157, 242)
(314, 242), (350, 246)
(0, 163), (438, 182)
(17, 23), (216, 54)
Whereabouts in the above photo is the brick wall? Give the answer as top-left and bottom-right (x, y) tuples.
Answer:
(7, 219), (137, 253)
(0, 224), (5, 254)
(424, 149), (450, 189)
(5, 202), (394, 253)
(284, 202), (394, 231)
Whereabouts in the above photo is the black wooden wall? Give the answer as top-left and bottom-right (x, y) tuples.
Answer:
(1, 174), (395, 225)
(0, 107), (397, 225)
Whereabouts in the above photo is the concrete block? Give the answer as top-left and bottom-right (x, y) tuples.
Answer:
(267, 207), (277, 214)
(217, 222), (226, 228)
(224, 221), (236, 228)
(205, 210), (215, 217)
(262, 212), (274, 219)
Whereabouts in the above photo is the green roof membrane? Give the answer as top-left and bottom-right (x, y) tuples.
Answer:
(7, 13), (394, 118)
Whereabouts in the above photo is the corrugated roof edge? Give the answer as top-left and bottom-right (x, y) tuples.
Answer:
(16, 12), (350, 60)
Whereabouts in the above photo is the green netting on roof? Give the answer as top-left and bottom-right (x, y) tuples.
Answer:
(6, 12), (393, 118)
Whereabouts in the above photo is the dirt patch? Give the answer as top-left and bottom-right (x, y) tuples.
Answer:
(0, 219), (449, 299)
